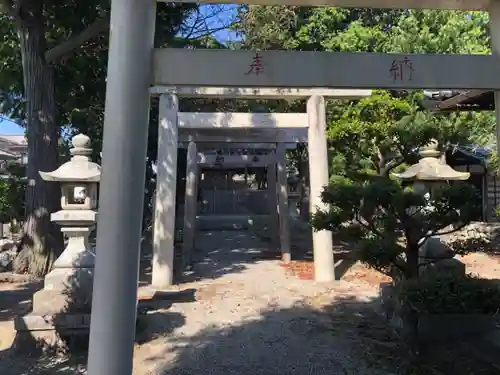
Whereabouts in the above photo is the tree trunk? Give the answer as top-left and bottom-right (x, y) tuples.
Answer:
(402, 241), (421, 351)
(12, 2), (63, 277)
(405, 242), (420, 279)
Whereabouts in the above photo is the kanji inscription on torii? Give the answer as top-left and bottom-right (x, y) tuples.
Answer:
(389, 56), (414, 82)
(245, 51), (264, 75)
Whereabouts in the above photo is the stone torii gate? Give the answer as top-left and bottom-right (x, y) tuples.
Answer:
(194, 148), (281, 253)
(87, 1), (500, 374)
(184, 141), (300, 258)
(151, 97), (372, 287)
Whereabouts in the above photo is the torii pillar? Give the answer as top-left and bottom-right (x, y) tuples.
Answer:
(87, 0), (157, 374)
(267, 161), (280, 250)
(182, 141), (199, 268)
(277, 143), (291, 262)
(152, 93), (179, 287)
(490, 2), (500, 159)
(307, 95), (335, 282)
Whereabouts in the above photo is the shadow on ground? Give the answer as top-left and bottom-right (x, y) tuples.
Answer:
(136, 289), (195, 344)
(334, 252), (358, 280)
(139, 213), (361, 286)
(2, 288), (499, 374)
(143, 296), (500, 375)
(252, 217), (360, 280)
(0, 273), (42, 322)
(0, 286), (192, 375)
(178, 230), (272, 283)
(178, 228), (360, 285)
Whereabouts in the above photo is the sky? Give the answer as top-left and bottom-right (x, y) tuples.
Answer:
(0, 118), (23, 135)
(186, 4), (239, 42)
(0, 5), (237, 137)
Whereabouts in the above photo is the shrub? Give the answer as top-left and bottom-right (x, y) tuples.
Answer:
(311, 175), (480, 280)
(397, 274), (500, 315)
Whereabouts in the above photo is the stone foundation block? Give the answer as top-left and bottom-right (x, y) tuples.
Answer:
(14, 312), (91, 352)
(419, 257), (466, 278)
(379, 283), (499, 343)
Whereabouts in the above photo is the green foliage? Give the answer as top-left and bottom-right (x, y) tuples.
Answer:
(0, 2), (199, 128)
(384, 10), (489, 54)
(311, 174), (481, 279)
(0, 181), (9, 221)
(0, 162), (25, 222)
(397, 274), (500, 315)
(0, 2), (230, 160)
(328, 90), (496, 178)
(237, 8), (493, 282)
(236, 7), (496, 182)
(0, 1), (218, 275)
(237, 7), (490, 54)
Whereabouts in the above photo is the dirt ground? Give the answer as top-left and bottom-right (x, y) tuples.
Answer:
(458, 252), (500, 278)
(1, 239), (500, 375)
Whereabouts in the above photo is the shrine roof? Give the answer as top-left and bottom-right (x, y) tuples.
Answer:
(0, 149), (16, 160)
(423, 90), (494, 112)
(447, 145), (493, 166)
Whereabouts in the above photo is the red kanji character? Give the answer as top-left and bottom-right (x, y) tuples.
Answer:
(246, 52), (264, 75)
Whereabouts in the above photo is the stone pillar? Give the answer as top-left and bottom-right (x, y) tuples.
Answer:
(289, 194), (300, 218)
(307, 95), (335, 282)
(87, 1), (157, 374)
(15, 134), (100, 346)
(277, 143), (291, 263)
(182, 141), (198, 268)
(267, 162), (280, 251)
(490, 2), (500, 159)
(152, 93), (179, 288)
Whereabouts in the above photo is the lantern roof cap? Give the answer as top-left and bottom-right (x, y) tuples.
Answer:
(39, 134), (101, 182)
(393, 140), (470, 181)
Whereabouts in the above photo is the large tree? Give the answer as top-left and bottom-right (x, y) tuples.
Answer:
(327, 90), (496, 179)
(236, 7), (495, 172)
(0, 1), (207, 276)
(237, 7), (490, 53)
(234, 7), (495, 220)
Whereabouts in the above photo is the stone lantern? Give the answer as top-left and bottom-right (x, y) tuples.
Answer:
(39, 133), (100, 291)
(393, 140), (469, 276)
(16, 134), (100, 344)
(393, 140), (469, 189)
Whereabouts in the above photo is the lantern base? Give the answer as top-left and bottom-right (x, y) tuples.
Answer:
(418, 237), (466, 277)
(14, 288), (91, 352)
(44, 266), (94, 295)
(13, 241), (95, 351)
(419, 257), (466, 278)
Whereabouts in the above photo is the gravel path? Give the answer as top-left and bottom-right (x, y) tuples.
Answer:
(133, 230), (389, 375)
(4, 230), (500, 374)
(0, 230), (391, 375)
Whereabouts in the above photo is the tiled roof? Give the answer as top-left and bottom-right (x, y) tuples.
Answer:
(0, 149), (16, 159)
(0, 134), (26, 145)
(423, 90), (493, 112)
